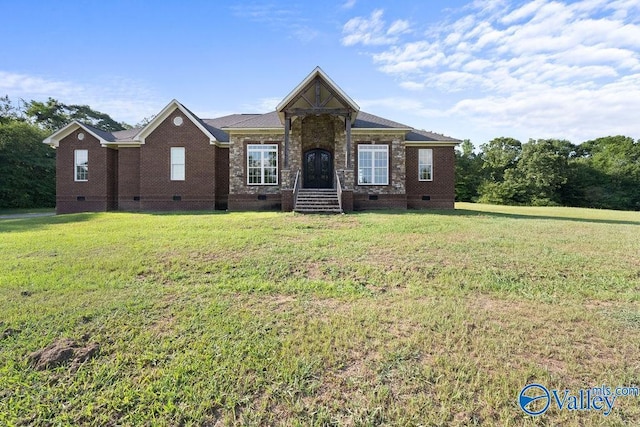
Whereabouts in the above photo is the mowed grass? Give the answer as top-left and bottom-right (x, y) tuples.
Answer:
(1, 203), (639, 426)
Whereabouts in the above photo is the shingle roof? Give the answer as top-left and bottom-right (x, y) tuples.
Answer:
(112, 127), (141, 141)
(405, 129), (461, 142)
(80, 122), (117, 142)
(70, 108), (458, 144)
(352, 111), (410, 129)
(219, 111), (283, 129)
(203, 114), (262, 128)
(217, 111), (411, 130)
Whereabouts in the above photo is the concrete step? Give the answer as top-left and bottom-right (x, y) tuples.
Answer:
(296, 195), (339, 199)
(296, 198), (339, 202)
(294, 189), (342, 213)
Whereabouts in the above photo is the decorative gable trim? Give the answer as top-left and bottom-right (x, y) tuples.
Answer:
(276, 66), (360, 123)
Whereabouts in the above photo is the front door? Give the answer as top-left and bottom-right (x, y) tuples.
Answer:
(304, 149), (333, 188)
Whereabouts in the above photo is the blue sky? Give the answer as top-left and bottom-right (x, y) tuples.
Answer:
(1, 0), (639, 145)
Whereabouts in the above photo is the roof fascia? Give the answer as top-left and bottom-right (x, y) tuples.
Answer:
(224, 128), (284, 134)
(352, 128), (412, 133)
(405, 140), (461, 146)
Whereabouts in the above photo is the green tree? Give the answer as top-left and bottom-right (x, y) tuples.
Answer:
(455, 139), (483, 201)
(0, 95), (23, 124)
(477, 137), (522, 204)
(68, 104), (131, 132)
(478, 138), (573, 206)
(570, 136), (640, 210)
(513, 139), (572, 206)
(24, 98), (129, 132)
(0, 121), (54, 208)
(24, 98), (68, 131)
(480, 137), (522, 182)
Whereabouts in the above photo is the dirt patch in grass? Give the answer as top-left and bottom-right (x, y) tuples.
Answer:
(28, 337), (99, 371)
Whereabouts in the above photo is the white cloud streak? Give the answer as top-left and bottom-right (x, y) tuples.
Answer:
(0, 71), (160, 125)
(342, 9), (411, 46)
(341, 1), (640, 143)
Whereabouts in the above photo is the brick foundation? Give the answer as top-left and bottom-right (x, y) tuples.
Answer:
(228, 193), (282, 211)
(353, 193), (407, 210)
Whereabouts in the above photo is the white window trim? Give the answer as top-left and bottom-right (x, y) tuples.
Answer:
(418, 148), (433, 182)
(170, 147), (185, 181)
(247, 144), (279, 186)
(358, 144), (389, 186)
(74, 149), (88, 182)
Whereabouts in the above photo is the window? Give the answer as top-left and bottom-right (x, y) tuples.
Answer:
(247, 144), (278, 185)
(418, 149), (433, 181)
(358, 144), (388, 185)
(74, 149), (88, 181)
(171, 147), (185, 181)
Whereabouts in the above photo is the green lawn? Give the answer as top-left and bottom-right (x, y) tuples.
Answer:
(0, 208), (55, 216)
(1, 203), (639, 426)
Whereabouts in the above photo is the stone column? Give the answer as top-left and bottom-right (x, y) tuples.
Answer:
(284, 115), (290, 168)
(343, 169), (355, 190)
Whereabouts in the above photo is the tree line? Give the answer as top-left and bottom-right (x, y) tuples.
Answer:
(1, 95), (638, 211)
(0, 96), (128, 208)
(456, 136), (640, 211)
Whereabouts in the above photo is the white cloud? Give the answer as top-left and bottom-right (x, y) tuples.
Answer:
(242, 97), (282, 113)
(341, 9), (411, 46)
(399, 81), (425, 90)
(387, 19), (411, 36)
(342, 0), (357, 9)
(0, 71), (160, 125)
(0, 71), (80, 97)
(230, 3), (320, 42)
(341, 0), (640, 142)
(501, 0), (545, 24)
(359, 96), (425, 112)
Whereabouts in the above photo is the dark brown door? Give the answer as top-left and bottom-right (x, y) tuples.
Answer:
(304, 149), (333, 188)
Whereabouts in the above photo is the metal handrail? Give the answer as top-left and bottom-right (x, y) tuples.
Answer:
(335, 169), (343, 212)
(293, 169), (301, 208)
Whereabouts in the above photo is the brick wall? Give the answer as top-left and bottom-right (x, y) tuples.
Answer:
(139, 108), (216, 211)
(117, 148), (141, 211)
(405, 146), (455, 209)
(353, 193), (407, 210)
(215, 146), (229, 210)
(228, 193), (282, 211)
(107, 148), (118, 210)
(55, 129), (114, 214)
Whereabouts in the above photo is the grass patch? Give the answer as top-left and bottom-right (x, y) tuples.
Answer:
(1, 203), (639, 425)
(0, 207), (54, 216)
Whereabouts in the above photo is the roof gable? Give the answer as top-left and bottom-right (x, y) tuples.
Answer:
(276, 67), (360, 123)
(134, 99), (218, 144)
(43, 120), (114, 147)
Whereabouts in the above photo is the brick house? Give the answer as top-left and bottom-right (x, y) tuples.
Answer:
(44, 67), (460, 214)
